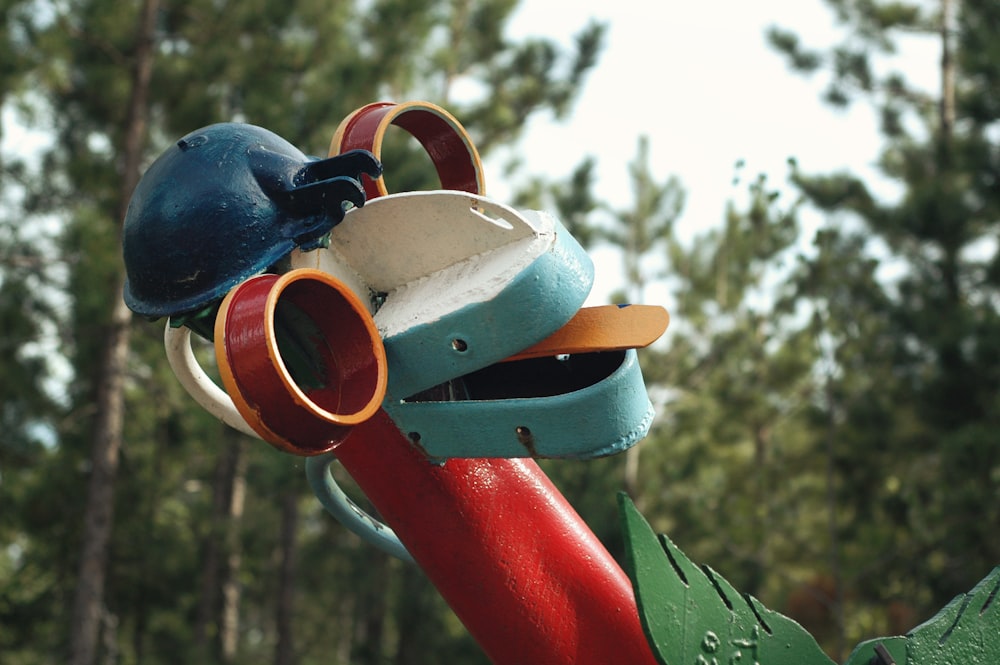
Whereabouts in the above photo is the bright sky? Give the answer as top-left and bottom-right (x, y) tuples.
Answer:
(495, 1), (940, 303)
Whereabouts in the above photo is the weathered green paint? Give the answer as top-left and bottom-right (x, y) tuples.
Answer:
(844, 565), (1000, 665)
(619, 492), (835, 665)
(619, 492), (1000, 665)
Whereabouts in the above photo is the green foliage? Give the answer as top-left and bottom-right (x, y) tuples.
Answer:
(512, 155), (602, 248)
(566, 4), (999, 654)
(634, 175), (821, 607)
(766, 27), (824, 73)
(756, 0), (1000, 656)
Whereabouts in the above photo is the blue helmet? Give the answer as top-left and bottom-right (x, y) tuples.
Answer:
(122, 122), (381, 318)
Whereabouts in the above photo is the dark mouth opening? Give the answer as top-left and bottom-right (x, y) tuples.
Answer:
(403, 351), (627, 403)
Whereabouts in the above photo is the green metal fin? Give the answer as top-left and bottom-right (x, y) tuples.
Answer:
(619, 493), (1000, 665)
(844, 566), (1000, 665)
(618, 492), (836, 665)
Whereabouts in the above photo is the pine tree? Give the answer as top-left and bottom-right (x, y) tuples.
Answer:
(769, 0), (1000, 642)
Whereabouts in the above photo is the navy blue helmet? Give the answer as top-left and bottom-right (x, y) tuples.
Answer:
(123, 122), (381, 318)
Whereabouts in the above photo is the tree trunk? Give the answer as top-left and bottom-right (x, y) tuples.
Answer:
(68, 1), (158, 663)
(748, 420), (770, 597)
(194, 424), (242, 654)
(353, 551), (390, 664)
(824, 375), (846, 662)
(220, 429), (248, 662)
(275, 488), (299, 665)
(131, 411), (170, 662)
(392, 567), (434, 665)
(68, 293), (130, 665)
(939, 0), (956, 144)
(211, 427), (247, 663)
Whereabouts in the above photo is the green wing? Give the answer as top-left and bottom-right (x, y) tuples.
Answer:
(618, 492), (1000, 665)
(619, 492), (835, 665)
(843, 564), (1000, 665)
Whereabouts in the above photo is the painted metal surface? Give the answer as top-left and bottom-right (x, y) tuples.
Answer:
(505, 303), (670, 361)
(194, 262), (662, 659)
(286, 187), (664, 458)
(293, 191), (595, 400)
(843, 567), (1000, 665)
(620, 492), (834, 665)
(123, 122), (380, 318)
(385, 349), (654, 459)
(621, 492), (1000, 665)
(214, 270), (387, 456)
(333, 410), (659, 665)
(210, 262), (657, 460)
(304, 453), (413, 563)
(124, 101), (668, 664)
(330, 100), (484, 198)
(163, 324), (259, 438)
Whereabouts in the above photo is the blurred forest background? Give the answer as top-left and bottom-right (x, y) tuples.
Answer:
(1, 0), (998, 663)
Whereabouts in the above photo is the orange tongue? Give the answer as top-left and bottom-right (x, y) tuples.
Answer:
(505, 305), (669, 362)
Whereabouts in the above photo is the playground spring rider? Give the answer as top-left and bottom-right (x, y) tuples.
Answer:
(123, 101), (998, 665)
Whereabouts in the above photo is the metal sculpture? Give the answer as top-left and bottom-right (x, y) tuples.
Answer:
(621, 495), (999, 665)
(122, 100), (998, 664)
